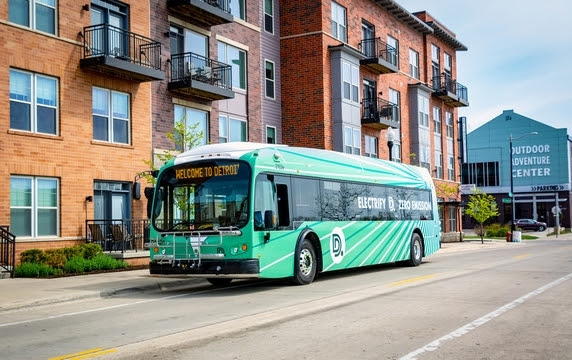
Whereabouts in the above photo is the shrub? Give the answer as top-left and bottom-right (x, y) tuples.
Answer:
(63, 246), (83, 261)
(15, 262), (62, 277)
(485, 223), (510, 237)
(63, 256), (90, 274)
(44, 249), (67, 269)
(91, 253), (129, 270)
(81, 243), (103, 260)
(20, 249), (45, 264)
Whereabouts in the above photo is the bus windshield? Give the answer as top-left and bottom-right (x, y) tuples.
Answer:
(153, 160), (251, 232)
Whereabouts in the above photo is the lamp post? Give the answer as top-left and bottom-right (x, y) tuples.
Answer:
(509, 132), (538, 241)
(386, 127), (396, 161)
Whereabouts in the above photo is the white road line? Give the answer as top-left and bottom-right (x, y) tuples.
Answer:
(399, 272), (572, 360)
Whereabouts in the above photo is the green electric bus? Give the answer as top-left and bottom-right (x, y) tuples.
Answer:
(148, 142), (441, 285)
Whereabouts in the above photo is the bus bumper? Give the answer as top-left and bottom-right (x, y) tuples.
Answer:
(149, 258), (259, 276)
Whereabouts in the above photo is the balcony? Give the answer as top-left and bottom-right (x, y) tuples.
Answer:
(358, 38), (399, 74)
(168, 52), (234, 100)
(86, 219), (150, 253)
(79, 24), (164, 82)
(431, 75), (469, 107)
(361, 98), (399, 130)
(167, 0), (233, 27)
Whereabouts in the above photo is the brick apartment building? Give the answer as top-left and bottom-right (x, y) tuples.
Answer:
(1, 0), (467, 266)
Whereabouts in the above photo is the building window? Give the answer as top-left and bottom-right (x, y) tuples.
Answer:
(331, 1), (347, 43)
(342, 62), (359, 103)
(446, 112), (454, 138)
(431, 44), (440, 89)
(393, 142), (402, 163)
(409, 48), (419, 79)
(219, 115), (247, 142)
(264, 0), (273, 34)
(10, 176), (59, 237)
(218, 42), (247, 90)
(365, 135), (378, 158)
(10, 69), (58, 135)
(444, 52), (452, 81)
(92, 87), (130, 144)
(230, 0), (245, 20)
(174, 105), (208, 150)
(9, 0), (56, 35)
(266, 126), (276, 144)
(344, 126), (360, 155)
(265, 60), (275, 99)
(387, 35), (398, 67)
(389, 88), (400, 122)
(418, 94), (429, 127)
(433, 107), (442, 134)
(461, 162), (500, 187)
(435, 152), (443, 179)
(419, 146), (431, 171)
(448, 205), (457, 232)
(448, 155), (455, 180)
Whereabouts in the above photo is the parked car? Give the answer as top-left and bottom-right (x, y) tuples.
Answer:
(514, 219), (547, 231)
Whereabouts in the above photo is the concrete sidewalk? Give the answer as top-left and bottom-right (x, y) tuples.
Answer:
(1, 231), (570, 312)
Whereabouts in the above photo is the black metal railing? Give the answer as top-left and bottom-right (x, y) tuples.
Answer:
(432, 75), (469, 103)
(81, 24), (162, 70)
(85, 219), (150, 253)
(170, 52), (232, 90)
(201, 0), (231, 13)
(0, 226), (16, 278)
(358, 37), (398, 66)
(362, 97), (399, 123)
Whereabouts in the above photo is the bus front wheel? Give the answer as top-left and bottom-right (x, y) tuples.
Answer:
(407, 233), (423, 267)
(293, 239), (317, 285)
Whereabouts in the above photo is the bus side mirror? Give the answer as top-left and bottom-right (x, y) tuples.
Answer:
(133, 182), (141, 200)
(144, 187), (155, 219)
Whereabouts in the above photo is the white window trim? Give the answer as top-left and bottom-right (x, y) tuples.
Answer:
(264, 59), (275, 100)
(93, 87), (131, 144)
(264, 0), (274, 34)
(266, 125), (276, 144)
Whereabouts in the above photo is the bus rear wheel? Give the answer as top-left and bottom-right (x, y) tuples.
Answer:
(406, 233), (423, 267)
(292, 239), (317, 285)
(207, 278), (232, 287)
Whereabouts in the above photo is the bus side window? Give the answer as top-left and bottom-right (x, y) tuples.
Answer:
(276, 183), (290, 228)
(254, 174), (278, 230)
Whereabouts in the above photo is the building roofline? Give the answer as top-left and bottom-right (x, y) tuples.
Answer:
(373, 0), (434, 35)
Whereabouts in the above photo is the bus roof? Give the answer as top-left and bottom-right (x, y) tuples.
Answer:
(173, 142), (433, 190)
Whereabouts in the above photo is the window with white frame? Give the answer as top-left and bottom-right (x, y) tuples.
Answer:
(10, 69), (58, 135)
(230, 0), (245, 20)
(387, 35), (398, 66)
(389, 88), (400, 122)
(92, 87), (130, 144)
(448, 155), (455, 180)
(419, 146), (431, 171)
(365, 135), (378, 158)
(435, 152), (443, 179)
(448, 205), (457, 232)
(219, 115), (247, 142)
(10, 176), (59, 237)
(344, 126), (360, 155)
(342, 61), (359, 103)
(331, 2), (347, 43)
(444, 52), (452, 79)
(393, 142), (402, 163)
(266, 126), (276, 144)
(433, 106), (442, 134)
(264, 0), (273, 34)
(265, 60), (275, 99)
(9, 0), (56, 35)
(418, 94), (429, 127)
(174, 105), (208, 150)
(218, 42), (247, 90)
(431, 44), (440, 88)
(446, 111), (454, 138)
(409, 48), (419, 79)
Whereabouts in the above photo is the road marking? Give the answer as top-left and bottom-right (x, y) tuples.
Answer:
(513, 253), (531, 259)
(399, 272), (572, 360)
(387, 274), (439, 287)
(48, 347), (116, 359)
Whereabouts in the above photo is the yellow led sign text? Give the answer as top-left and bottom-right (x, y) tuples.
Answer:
(175, 164), (240, 180)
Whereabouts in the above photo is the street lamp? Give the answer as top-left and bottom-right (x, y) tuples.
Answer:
(509, 132), (538, 241)
(386, 127), (396, 161)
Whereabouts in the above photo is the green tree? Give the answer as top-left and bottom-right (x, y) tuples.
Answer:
(141, 119), (204, 184)
(464, 189), (499, 243)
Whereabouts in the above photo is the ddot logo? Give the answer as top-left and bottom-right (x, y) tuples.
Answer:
(330, 227), (346, 264)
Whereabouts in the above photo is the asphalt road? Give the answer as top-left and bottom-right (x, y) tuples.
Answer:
(1, 239), (571, 360)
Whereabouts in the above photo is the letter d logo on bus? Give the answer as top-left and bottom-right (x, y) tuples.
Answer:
(330, 227), (346, 264)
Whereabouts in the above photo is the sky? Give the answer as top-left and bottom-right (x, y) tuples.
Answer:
(395, 0), (572, 135)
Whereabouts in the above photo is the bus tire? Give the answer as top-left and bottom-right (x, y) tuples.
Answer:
(292, 239), (317, 285)
(207, 278), (232, 287)
(407, 233), (423, 267)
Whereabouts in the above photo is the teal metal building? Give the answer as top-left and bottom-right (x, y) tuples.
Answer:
(461, 110), (572, 229)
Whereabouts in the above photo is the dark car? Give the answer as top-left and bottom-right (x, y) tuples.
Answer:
(515, 219), (547, 231)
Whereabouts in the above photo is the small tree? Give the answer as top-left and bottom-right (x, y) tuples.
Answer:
(141, 119), (204, 184)
(464, 189), (499, 243)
